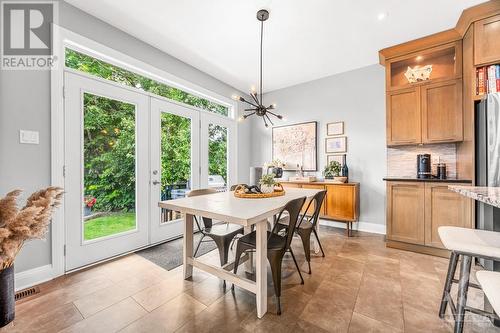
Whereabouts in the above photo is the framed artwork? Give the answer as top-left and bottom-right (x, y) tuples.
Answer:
(272, 121), (317, 171)
(325, 136), (347, 153)
(327, 154), (345, 165)
(327, 121), (344, 136)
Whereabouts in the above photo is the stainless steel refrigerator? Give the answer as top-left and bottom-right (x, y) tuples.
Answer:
(475, 92), (500, 271)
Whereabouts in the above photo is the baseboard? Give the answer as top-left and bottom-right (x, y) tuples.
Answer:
(319, 219), (386, 235)
(15, 264), (55, 291)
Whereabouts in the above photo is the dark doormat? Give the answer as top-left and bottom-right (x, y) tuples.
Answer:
(137, 233), (217, 271)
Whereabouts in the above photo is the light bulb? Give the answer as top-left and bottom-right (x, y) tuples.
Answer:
(251, 85), (256, 93)
(377, 12), (387, 21)
(238, 116), (244, 122)
(231, 94), (240, 101)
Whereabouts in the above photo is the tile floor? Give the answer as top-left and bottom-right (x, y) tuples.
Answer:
(2, 225), (499, 333)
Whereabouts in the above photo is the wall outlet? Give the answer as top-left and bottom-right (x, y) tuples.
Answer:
(19, 130), (39, 144)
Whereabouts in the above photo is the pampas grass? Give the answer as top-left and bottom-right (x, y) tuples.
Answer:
(0, 187), (63, 270)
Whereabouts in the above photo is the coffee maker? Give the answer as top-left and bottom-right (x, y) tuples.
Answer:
(417, 154), (432, 179)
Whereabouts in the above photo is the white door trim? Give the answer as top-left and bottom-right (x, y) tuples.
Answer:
(42, 25), (239, 288)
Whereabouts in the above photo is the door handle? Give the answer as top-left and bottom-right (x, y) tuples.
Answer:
(152, 180), (160, 185)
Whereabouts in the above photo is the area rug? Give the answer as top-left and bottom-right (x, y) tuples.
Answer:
(137, 233), (217, 271)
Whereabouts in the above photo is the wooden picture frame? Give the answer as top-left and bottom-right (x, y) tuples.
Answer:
(327, 154), (345, 165)
(327, 121), (344, 136)
(325, 136), (347, 153)
(272, 121), (318, 171)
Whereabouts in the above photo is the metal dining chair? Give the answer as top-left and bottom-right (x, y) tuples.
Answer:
(232, 196), (306, 315)
(187, 189), (244, 266)
(275, 190), (327, 274)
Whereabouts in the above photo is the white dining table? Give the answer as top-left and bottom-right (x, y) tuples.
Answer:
(158, 187), (321, 318)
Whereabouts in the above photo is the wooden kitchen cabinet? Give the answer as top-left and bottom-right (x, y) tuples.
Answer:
(387, 79), (463, 146)
(386, 182), (425, 245)
(386, 181), (473, 255)
(474, 14), (500, 65)
(386, 87), (421, 146)
(421, 79), (463, 143)
(424, 183), (473, 248)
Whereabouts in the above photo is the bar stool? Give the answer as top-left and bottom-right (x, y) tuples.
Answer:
(476, 271), (500, 323)
(438, 226), (500, 333)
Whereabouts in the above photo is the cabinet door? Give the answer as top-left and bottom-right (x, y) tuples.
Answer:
(421, 79), (463, 143)
(387, 87), (421, 146)
(386, 182), (425, 244)
(325, 185), (356, 221)
(302, 184), (326, 216)
(424, 183), (473, 248)
(474, 15), (500, 65)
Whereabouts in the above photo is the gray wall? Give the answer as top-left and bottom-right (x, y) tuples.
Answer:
(251, 64), (387, 227)
(0, 1), (251, 273)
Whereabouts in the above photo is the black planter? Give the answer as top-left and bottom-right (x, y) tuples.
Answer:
(0, 265), (15, 328)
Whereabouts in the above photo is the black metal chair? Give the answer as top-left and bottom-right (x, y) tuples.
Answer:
(275, 190), (327, 274)
(187, 189), (244, 266)
(232, 196), (306, 315)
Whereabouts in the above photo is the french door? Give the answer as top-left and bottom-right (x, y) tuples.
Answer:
(64, 71), (149, 270)
(150, 98), (199, 243)
(64, 70), (237, 270)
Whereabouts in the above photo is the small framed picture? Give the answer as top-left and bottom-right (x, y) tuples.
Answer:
(325, 136), (347, 153)
(327, 154), (345, 165)
(327, 121), (344, 136)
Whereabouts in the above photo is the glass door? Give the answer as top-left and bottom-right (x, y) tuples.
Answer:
(150, 98), (200, 243)
(64, 71), (149, 271)
(200, 113), (237, 191)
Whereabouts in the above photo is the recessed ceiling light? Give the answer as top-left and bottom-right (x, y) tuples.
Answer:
(377, 12), (387, 21)
(416, 56), (423, 61)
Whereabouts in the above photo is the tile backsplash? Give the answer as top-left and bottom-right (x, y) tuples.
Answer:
(387, 143), (457, 178)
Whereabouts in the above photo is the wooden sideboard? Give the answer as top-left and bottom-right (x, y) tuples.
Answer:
(280, 181), (359, 236)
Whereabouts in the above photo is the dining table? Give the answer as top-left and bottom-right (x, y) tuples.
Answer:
(158, 187), (321, 318)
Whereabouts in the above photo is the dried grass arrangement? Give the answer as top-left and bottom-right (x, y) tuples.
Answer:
(0, 187), (63, 270)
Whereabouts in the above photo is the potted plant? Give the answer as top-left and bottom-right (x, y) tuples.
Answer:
(259, 173), (277, 193)
(264, 159), (285, 178)
(0, 187), (63, 327)
(324, 161), (347, 183)
(84, 195), (96, 216)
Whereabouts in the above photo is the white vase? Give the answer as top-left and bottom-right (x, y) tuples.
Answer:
(260, 184), (274, 194)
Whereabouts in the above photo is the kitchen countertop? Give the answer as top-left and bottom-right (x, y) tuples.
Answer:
(449, 186), (500, 208)
(383, 177), (472, 183)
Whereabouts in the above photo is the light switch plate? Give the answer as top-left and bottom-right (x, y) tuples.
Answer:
(19, 130), (39, 144)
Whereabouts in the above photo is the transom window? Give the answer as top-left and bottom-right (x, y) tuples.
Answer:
(65, 48), (229, 117)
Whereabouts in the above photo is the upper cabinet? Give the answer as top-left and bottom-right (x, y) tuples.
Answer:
(474, 14), (500, 65)
(421, 79), (463, 143)
(387, 87), (421, 145)
(384, 41), (464, 146)
(386, 41), (462, 91)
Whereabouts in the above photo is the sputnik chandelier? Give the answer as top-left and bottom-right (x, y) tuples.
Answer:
(234, 9), (282, 127)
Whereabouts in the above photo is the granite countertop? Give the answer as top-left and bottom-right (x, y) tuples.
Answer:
(449, 186), (500, 208)
(383, 177), (472, 183)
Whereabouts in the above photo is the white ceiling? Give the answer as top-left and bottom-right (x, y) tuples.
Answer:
(65, 0), (485, 93)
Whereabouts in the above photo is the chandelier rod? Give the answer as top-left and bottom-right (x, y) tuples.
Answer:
(260, 12), (264, 105)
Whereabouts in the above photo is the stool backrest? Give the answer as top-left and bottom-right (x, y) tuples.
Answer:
(187, 188), (218, 229)
(271, 196), (306, 250)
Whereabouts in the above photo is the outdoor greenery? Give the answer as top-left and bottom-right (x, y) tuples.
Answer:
(65, 49), (229, 116)
(67, 48), (229, 239)
(84, 213), (136, 240)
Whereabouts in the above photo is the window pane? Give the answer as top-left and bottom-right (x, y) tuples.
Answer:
(208, 124), (227, 192)
(83, 93), (136, 240)
(160, 113), (191, 224)
(65, 48), (229, 116)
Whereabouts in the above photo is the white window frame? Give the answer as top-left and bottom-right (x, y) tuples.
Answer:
(48, 25), (239, 281)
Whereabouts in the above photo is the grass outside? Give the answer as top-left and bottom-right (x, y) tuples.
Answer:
(84, 212), (136, 240)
